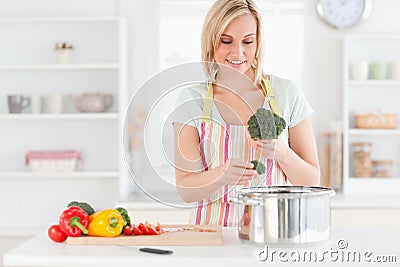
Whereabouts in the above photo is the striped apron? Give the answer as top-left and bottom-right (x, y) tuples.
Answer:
(189, 77), (288, 226)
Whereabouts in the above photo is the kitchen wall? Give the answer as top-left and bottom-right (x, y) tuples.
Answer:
(0, 0), (118, 16)
(304, 0), (400, 133)
(3, 0), (400, 138)
(1, 0), (400, 231)
(122, 0), (400, 138)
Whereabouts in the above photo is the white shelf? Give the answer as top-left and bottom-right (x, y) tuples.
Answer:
(346, 80), (400, 86)
(0, 17), (122, 23)
(345, 34), (400, 41)
(349, 128), (400, 135)
(0, 64), (119, 71)
(343, 34), (400, 194)
(349, 177), (398, 180)
(0, 171), (119, 179)
(0, 113), (119, 121)
(346, 177), (400, 194)
(0, 17), (128, 232)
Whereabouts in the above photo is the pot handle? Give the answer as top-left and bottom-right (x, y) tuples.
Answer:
(228, 196), (263, 206)
(329, 189), (336, 197)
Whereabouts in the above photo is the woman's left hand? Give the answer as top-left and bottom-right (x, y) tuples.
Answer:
(250, 139), (288, 162)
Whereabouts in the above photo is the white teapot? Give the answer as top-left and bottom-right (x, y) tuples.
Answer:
(73, 93), (113, 112)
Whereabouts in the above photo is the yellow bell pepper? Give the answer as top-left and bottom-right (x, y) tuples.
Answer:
(87, 209), (124, 237)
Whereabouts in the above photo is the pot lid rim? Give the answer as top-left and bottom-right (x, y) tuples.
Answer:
(234, 186), (335, 199)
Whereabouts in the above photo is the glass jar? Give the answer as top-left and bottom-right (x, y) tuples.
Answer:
(351, 142), (372, 177)
(372, 160), (393, 178)
(320, 129), (343, 190)
(329, 123), (343, 190)
(320, 133), (331, 187)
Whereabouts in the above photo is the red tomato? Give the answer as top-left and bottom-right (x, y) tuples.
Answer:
(133, 225), (143, 235)
(124, 225), (133, 235)
(138, 223), (150, 235)
(48, 225), (68, 243)
(155, 222), (163, 232)
(147, 226), (160, 235)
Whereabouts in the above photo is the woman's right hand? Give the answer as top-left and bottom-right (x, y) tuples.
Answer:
(217, 158), (257, 186)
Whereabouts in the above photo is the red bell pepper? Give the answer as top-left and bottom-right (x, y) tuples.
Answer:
(59, 206), (89, 237)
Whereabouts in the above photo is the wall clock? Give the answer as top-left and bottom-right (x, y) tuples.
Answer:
(317, 0), (372, 29)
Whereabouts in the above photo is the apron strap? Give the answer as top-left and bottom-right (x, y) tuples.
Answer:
(261, 77), (282, 117)
(201, 82), (214, 123)
(201, 77), (282, 122)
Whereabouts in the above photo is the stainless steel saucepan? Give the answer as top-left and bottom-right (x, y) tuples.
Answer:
(232, 186), (335, 246)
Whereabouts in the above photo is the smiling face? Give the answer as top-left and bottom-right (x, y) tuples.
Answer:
(214, 13), (258, 80)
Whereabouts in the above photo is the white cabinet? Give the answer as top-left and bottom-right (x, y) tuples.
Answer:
(342, 35), (400, 194)
(0, 17), (128, 230)
(332, 208), (400, 230)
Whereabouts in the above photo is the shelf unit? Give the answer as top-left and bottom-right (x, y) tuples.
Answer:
(0, 17), (128, 230)
(342, 35), (400, 194)
(0, 113), (119, 121)
(346, 80), (400, 87)
(0, 64), (119, 71)
(0, 171), (118, 179)
(348, 129), (400, 135)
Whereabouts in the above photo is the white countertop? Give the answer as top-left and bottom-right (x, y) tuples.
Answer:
(330, 193), (400, 209)
(2, 192), (399, 237)
(119, 191), (400, 210)
(3, 226), (400, 266)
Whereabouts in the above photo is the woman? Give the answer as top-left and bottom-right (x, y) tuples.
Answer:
(172, 0), (320, 226)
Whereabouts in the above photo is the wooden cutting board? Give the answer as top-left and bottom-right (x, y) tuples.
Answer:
(66, 224), (223, 246)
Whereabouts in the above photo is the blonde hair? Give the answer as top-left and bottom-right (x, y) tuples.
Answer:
(201, 0), (265, 84)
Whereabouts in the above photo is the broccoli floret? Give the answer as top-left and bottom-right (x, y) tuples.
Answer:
(251, 160), (266, 175)
(247, 108), (286, 140)
(116, 207), (131, 230)
(67, 201), (95, 216)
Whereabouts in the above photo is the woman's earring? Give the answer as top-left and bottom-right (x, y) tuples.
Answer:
(251, 62), (256, 69)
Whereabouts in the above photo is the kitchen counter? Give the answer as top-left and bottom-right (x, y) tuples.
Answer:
(331, 193), (400, 209)
(119, 191), (400, 209)
(3, 226), (400, 266)
(2, 192), (400, 237)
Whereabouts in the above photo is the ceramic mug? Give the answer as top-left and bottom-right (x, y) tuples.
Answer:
(31, 94), (42, 113)
(56, 49), (72, 64)
(350, 61), (369, 80)
(44, 94), (63, 113)
(369, 62), (387, 80)
(8, 95), (31, 113)
(390, 61), (400, 80)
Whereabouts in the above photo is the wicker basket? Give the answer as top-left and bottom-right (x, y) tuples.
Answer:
(355, 113), (397, 129)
